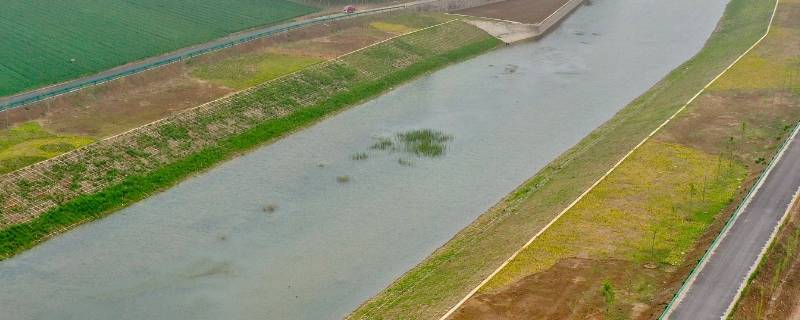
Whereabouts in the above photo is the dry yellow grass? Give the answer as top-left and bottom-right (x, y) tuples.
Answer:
(483, 142), (746, 292)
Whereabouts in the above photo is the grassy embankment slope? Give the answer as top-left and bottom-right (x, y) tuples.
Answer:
(0, 14), (447, 173)
(0, 123), (94, 174)
(0, 0), (317, 97)
(455, 0), (800, 318)
(0, 20), (501, 259)
(349, 0), (791, 318)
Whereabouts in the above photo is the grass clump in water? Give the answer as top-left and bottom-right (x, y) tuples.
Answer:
(369, 129), (453, 158)
(263, 203), (278, 213)
(396, 129), (453, 157)
(370, 137), (395, 151)
(352, 152), (368, 160)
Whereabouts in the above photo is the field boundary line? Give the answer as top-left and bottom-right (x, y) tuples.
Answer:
(438, 0), (780, 318)
(444, 13), (527, 25)
(0, 19), (459, 182)
(0, 0), (447, 112)
(335, 19), (459, 59)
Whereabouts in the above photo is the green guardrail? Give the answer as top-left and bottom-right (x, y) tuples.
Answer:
(659, 120), (800, 319)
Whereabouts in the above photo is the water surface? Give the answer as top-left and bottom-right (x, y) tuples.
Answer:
(0, 0), (730, 318)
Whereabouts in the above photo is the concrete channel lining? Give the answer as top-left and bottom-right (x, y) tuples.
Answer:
(450, 0), (586, 43)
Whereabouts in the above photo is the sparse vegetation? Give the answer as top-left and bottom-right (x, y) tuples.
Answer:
(370, 137), (394, 150)
(0, 122), (94, 174)
(484, 142), (746, 289)
(367, 129), (453, 159)
(602, 280), (616, 311)
(352, 152), (369, 160)
(190, 53), (323, 89)
(370, 21), (414, 34)
(396, 129), (453, 157)
(337, 175), (351, 183)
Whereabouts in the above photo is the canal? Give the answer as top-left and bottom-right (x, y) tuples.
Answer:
(0, 0), (730, 318)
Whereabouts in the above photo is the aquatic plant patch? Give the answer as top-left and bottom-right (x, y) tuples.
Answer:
(369, 129), (453, 158)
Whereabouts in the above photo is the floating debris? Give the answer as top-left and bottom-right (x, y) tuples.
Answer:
(263, 203), (278, 213)
(503, 64), (518, 74)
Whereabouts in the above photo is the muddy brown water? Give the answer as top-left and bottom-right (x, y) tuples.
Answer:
(0, 0), (729, 318)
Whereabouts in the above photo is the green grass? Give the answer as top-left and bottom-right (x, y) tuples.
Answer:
(395, 129), (453, 157)
(0, 122), (94, 174)
(370, 21), (415, 34)
(0, 0), (317, 97)
(190, 52), (323, 89)
(484, 142), (746, 291)
(368, 129), (453, 157)
(348, 0), (779, 318)
(0, 24), (500, 260)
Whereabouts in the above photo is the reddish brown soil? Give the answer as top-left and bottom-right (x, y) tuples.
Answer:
(452, 258), (667, 320)
(731, 201), (800, 320)
(448, 91), (800, 320)
(655, 90), (800, 162)
(452, 0), (570, 24)
(775, 2), (800, 29)
(0, 13), (402, 138)
(450, 192), (752, 320)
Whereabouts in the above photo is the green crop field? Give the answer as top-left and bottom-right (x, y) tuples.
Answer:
(0, 0), (317, 97)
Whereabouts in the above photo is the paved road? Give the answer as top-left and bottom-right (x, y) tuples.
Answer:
(0, 0), (436, 111)
(666, 125), (800, 319)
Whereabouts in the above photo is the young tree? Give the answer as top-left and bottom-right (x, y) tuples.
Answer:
(601, 280), (615, 312)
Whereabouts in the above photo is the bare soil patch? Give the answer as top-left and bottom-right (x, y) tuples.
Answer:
(452, 0), (570, 24)
(452, 258), (666, 320)
(775, 2), (800, 29)
(655, 90), (800, 164)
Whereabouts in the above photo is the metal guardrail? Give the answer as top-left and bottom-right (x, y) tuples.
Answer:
(659, 121), (800, 319)
(0, 2), (423, 112)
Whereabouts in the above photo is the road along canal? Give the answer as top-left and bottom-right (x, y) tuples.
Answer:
(0, 0), (730, 318)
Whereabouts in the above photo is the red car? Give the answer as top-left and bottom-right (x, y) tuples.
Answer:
(343, 5), (356, 14)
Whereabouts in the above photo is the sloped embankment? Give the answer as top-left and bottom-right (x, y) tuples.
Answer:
(0, 20), (500, 259)
(348, 0), (794, 318)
